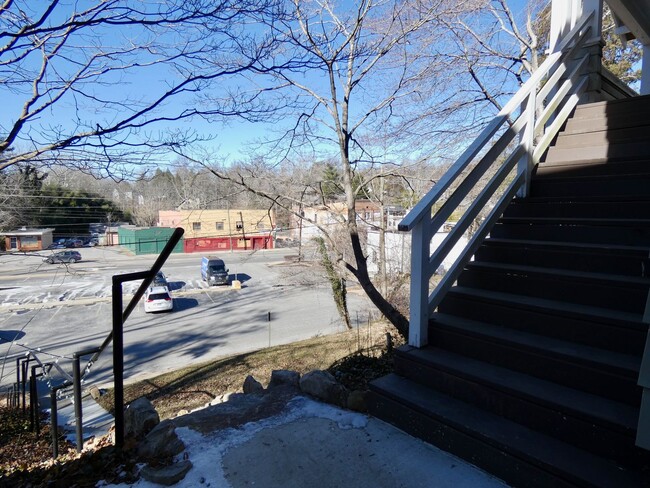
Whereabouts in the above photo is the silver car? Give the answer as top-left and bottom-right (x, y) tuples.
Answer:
(43, 250), (82, 264)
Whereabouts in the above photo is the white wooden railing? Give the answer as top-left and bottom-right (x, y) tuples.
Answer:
(399, 12), (595, 347)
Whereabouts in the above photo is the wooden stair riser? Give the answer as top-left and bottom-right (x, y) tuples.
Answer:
(457, 266), (648, 314)
(571, 98), (650, 120)
(428, 325), (641, 406)
(474, 242), (648, 277)
(503, 200), (650, 220)
(534, 159), (650, 178)
(529, 176), (650, 198)
(564, 111), (650, 134)
(544, 142), (650, 164)
(555, 126), (650, 149)
(438, 291), (646, 355)
(394, 353), (638, 463)
(490, 221), (650, 247)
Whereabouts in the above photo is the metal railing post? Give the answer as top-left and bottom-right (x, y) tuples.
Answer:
(51, 388), (59, 458)
(30, 365), (38, 432)
(21, 357), (30, 415)
(72, 354), (83, 452)
(112, 282), (125, 451)
(15, 358), (22, 411)
(34, 365), (47, 436)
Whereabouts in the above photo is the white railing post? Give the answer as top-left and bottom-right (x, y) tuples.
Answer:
(517, 89), (537, 198)
(642, 44), (650, 96)
(581, 0), (603, 41)
(400, 11), (594, 350)
(408, 219), (429, 347)
(550, 0), (580, 52)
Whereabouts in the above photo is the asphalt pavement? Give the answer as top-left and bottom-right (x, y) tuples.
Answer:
(1, 245), (371, 391)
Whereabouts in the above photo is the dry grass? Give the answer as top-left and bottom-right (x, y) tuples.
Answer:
(98, 321), (401, 420)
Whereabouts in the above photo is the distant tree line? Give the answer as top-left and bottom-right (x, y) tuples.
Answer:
(0, 164), (129, 237)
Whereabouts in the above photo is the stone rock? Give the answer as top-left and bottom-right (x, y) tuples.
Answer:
(347, 390), (368, 412)
(124, 397), (160, 439)
(300, 370), (348, 407)
(209, 392), (246, 407)
(169, 394), (266, 434)
(88, 386), (102, 400)
(169, 388), (298, 434)
(138, 420), (185, 461)
(243, 375), (264, 394)
(140, 460), (193, 486)
(268, 370), (300, 389)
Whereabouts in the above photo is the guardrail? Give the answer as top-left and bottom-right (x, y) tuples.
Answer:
(400, 13), (594, 347)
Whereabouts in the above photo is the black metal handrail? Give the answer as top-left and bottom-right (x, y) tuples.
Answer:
(44, 227), (184, 457)
(111, 227), (184, 450)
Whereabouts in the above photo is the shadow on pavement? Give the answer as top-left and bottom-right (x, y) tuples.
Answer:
(229, 273), (251, 283)
(0, 330), (26, 343)
(168, 281), (185, 291)
(173, 297), (199, 312)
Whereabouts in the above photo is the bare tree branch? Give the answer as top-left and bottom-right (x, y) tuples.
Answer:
(0, 0), (286, 176)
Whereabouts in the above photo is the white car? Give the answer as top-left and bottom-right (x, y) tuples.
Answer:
(144, 286), (173, 313)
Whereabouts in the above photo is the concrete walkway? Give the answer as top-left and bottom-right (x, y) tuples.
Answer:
(90, 394), (509, 488)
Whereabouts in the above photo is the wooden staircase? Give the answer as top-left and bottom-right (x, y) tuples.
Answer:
(368, 95), (650, 487)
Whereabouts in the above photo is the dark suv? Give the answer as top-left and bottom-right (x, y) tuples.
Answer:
(153, 271), (168, 288)
(44, 250), (82, 264)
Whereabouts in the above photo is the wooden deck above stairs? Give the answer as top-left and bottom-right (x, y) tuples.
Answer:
(369, 95), (650, 487)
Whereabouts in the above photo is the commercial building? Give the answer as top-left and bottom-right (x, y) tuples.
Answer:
(3, 227), (55, 252)
(158, 209), (275, 252)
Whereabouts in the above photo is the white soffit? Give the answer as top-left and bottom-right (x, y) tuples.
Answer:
(607, 0), (650, 44)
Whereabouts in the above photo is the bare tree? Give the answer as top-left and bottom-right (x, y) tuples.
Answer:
(446, 0), (643, 115)
(0, 0), (283, 178)
(175, 1), (483, 338)
(436, 0), (546, 119)
(0, 168), (28, 231)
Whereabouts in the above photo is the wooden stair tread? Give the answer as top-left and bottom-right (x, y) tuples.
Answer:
(370, 374), (644, 487)
(400, 344), (638, 432)
(509, 194), (650, 203)
(482, 237), (650, 255)
(465, 260), (650, 287)
(431, 313), (641, 377)
(446, 286), (646, 329)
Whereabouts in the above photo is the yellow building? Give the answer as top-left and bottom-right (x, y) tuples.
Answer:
(158, 209), (275, 252)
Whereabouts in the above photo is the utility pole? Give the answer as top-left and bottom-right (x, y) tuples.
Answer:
(227, 201), (233, 253)
(106, 213), (113, 246)
(297, 187), (308, 262)
(238, 211), (247, 250)
(298, 206), (303, 262)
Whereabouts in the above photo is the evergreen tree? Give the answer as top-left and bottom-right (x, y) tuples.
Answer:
(321, 163), (343, 199)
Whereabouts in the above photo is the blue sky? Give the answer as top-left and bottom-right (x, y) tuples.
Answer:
(1, 0), (541, 173)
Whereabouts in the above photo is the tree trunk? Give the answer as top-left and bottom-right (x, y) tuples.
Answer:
(346, 225), (409, 339)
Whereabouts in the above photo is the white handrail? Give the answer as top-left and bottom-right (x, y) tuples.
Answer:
(400, 11), (594, 233)
(403, 11), (595, 348)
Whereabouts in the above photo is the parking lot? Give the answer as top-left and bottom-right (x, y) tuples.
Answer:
(0, 246), (371, 389)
